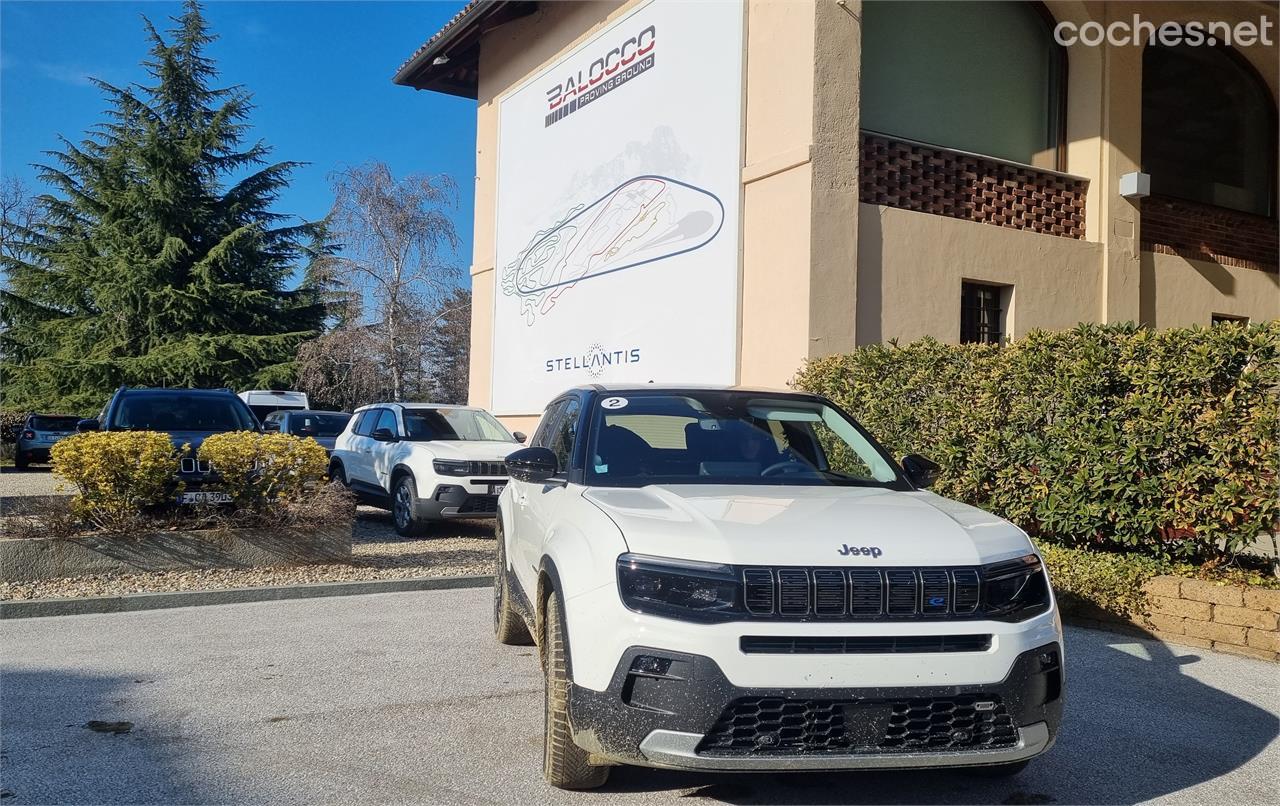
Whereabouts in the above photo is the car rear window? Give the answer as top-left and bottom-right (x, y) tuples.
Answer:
(113, 393), (258, 432)
(288, 413), (351, 437)
(30, 416), (80, 431)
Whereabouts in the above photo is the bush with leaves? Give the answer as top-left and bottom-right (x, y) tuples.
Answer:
(795, 322), (1280, 562)
(51, 431), (180, 527)
(198, 432), (328, 509)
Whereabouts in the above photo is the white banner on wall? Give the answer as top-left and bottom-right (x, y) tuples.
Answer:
(490, 0), (744, 414)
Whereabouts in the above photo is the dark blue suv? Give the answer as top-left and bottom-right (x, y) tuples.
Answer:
(79, 387), (261, 504)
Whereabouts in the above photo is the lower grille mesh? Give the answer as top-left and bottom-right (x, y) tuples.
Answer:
(697, 695), (1017, 756)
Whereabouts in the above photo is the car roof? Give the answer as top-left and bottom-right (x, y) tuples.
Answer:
(118, 387), (238, 396)
(282, 409), (349, 417)
(567, 383), (805, 396)
(351, 402), (482, 413)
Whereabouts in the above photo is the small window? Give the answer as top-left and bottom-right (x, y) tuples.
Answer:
(353, 410), (377, 437)
(1212, 313), (1249, 326)
(961, 282), (1008, 344)
(533, 401), (567, 449)
(375, 409), (398, 436)
(550, 398), (581, 472)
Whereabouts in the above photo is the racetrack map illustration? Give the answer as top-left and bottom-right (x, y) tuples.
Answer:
(500, 175), (724, 326)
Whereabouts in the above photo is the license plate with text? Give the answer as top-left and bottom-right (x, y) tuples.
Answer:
(178, 491), (232, 505)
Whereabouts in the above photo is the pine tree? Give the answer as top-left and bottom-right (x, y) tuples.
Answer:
(0, 2), (328, 413)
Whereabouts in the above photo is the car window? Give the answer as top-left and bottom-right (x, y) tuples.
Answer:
(550, 398), (581, 472)
(29, 416), (80, 432)
(353, 411), (376, 437)
(375, 409), (398, 436)
(585, 392), (903, 488)
(532, 400), (567, 449)
(288, 413), (351, 437)
(401, 408), (515, 441)
(112, 393), (257, 433)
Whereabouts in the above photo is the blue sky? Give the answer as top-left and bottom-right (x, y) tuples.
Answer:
(1, 0), (475, 283)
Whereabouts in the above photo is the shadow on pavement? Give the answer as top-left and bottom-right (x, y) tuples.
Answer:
(603, 629), (1279, 804)
(1, 669), (208, 804)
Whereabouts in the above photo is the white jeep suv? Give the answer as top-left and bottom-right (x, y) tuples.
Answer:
(330, 403), (524, 535)
(495, 386), (1063, 789)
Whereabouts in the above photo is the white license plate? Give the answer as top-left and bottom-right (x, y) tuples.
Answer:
(178, 491), (232, 505)
(488, 483), (506, 496)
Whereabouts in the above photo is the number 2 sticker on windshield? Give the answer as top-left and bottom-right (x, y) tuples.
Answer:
(601, 397), (629, 410)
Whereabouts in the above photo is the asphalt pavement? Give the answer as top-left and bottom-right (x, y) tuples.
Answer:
(2, 588), (1277, 805)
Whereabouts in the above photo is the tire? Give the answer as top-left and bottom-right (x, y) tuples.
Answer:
(543, 593), (609, 790)
(392, 473), (428, 537)
(329, 462), (347, 487)
(493, 523), (533, 646)
(14, 456), (28, 470)
(965, 760), (1031, 778)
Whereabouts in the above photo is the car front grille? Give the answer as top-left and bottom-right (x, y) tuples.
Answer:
(739, 634), (992, 654)
(697, 695), (1017, 756)
(468, 461), (507, 477)
(742, 566), (984, 619)
(457, 495), (499, 515)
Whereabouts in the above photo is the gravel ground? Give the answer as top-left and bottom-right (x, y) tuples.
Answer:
(0, 505), (496, 601)
(0, 466), (70, 499)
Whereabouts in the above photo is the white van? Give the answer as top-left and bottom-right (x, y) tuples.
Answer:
(238, 390), (309, 424)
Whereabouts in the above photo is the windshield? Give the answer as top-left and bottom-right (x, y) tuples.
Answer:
(30, 416), (80, 432)
(113, 393), (259, 433)
(402, 408), (514, 442)
(585, 392), (904, 488)
(287, 413), (350, 437)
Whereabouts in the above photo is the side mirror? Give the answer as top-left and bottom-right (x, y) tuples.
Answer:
(371, 428), (397, 442)
(901, 454), (941, 488)
(76, 419), (101, 433)
(506, 447), (558, 483)
(513, 431), (528, 444)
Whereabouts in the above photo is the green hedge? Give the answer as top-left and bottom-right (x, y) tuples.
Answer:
(795, 322), (1279, 561)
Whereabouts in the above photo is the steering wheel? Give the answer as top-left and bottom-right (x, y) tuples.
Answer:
(761, 460), (810, 477)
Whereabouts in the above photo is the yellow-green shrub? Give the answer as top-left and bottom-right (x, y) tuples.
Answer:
(51, 431), (180, 522)
(198, 431), (328, 507)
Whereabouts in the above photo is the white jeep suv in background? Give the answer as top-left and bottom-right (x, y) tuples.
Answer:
(494, 385), (1064, 789)
(330, 403), (524, 535)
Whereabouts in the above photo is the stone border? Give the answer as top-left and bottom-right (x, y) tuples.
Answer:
(1141, 576), (1280, 662)
(0, 574), (493, 619)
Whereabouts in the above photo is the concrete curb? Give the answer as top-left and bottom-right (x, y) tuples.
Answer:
(0, 574), (494, 619)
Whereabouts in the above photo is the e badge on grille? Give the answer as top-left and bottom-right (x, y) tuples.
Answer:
(837, 544), (883, 558)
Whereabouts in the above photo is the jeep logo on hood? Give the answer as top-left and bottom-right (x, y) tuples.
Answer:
(838, 544), (883, 558)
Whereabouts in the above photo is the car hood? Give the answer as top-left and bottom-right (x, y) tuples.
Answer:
(582, 485), (1033, 567)
(411, 440), (520, 462)
(161, 431), (225, 454)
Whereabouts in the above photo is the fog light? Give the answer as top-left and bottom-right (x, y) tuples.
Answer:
(629, 655), (672, 676)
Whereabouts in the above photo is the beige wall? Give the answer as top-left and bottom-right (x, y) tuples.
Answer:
(461, 0), (1277, 427)
(1141, 252), (1280, 328)
(858, 205), (1105, 345)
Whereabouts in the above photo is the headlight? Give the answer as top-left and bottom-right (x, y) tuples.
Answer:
(981, 554), (1051, 621)
(617, 554), (741, 623)
(433, 459), (470, 477)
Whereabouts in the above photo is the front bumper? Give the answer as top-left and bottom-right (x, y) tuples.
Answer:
(569, 643), (1062, 771)
(415, 483), (504, 519)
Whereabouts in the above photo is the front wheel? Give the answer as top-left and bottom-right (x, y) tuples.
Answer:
(543, 593), (609, 790)
(392, 474), (428, 537)
(494, 522), (533, 645)
(329, 462), (348, 487)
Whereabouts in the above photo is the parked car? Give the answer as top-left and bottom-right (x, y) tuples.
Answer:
(14, 414), (82, 469)
(495, 385), (1063, 789)
(238, 389), (309, 424)
(78, 386), (260, 504)
(261, 409), (351, 455)
(328, 403), (525, 536)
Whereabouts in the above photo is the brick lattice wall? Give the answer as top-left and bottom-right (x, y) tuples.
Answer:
(1141, 195), (1279, 272)
(860, 132), (1088, 239)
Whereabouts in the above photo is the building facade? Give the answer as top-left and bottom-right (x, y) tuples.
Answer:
(396, 0), (1279, 432)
